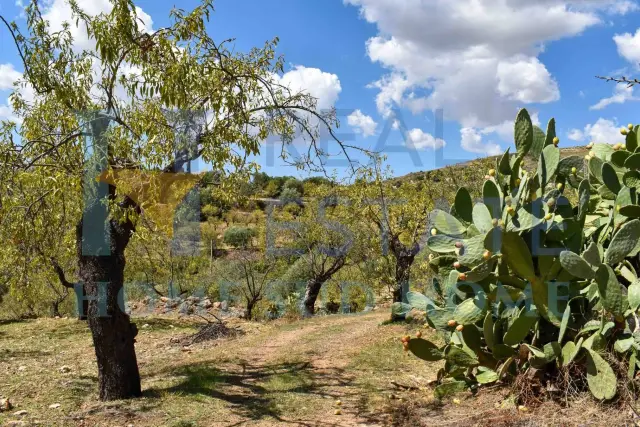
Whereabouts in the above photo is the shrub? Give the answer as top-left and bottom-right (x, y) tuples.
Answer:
(279, 187), (301, 205)
(283, 178), (304, 195)
(397, 109), (640, 402)
(223, 226), (256, 248)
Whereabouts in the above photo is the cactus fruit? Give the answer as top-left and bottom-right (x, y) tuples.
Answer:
(492, 218), (499, 227)
(448, 320), (457, 327)
(614, 143), (623, 151)
(453, 261), (461, 269)
(507, 206), (516, 216)
(544, 213), (553, 221)
(456, 324), (464, 332)
(458, 272), (467, 281)
(515, 178), (521, 186)
(571, 167), (577, 175)
(553, 136), (559, 146)
(622, 128), (629, 135)
(336, 400), (342, 406)
(416, 330), (422, 338)
(547, 198), (556, 208)
(483, 250), (491, 260)
(334, 409), (342, 415)
(629, 124), (634, 130)
(431, 228), (437, 236)
(556, 183), (564, 191)
(455, 241), (463, 248)
(488, 169), (496, 177)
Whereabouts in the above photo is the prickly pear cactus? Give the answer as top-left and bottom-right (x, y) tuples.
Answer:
(400, 110), (640, 401)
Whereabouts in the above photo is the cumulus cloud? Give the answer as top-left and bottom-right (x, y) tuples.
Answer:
(275, 66), (341, 110)
(347, 109), (377, 137)
(614, 28), (640, 65)
(569, 118), (625, 144)
(345, 0), (632, 152)
(43, 0), (153, 52)
(496, 56), (559, 103)
(460, 128), (502, 156)
(0, 64), (22, 90)
(590, 83), (638, 110)
(404, 128), (445, 150)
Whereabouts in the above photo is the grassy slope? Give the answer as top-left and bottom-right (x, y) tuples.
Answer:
(0, 310), (633, 427)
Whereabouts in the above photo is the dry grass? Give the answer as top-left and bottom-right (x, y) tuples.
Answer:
(0, 311), (638, 426)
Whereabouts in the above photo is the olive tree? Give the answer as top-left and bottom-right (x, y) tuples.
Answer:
(0, 0), (352, 400)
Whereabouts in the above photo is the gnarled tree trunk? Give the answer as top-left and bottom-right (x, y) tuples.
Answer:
(390, 237), (420, 320)
(77, 217), (141, 401)
(303, 279), (323, 316)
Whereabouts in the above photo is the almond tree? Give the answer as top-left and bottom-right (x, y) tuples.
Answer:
(0, 0), (353, 400)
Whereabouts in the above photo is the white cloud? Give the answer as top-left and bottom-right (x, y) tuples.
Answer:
(347, 109), (377, 137)
(345, 0), (633, 153)
(404, 128), (445, 150)
(0, 64), (22, 90)
(460, 127), (502, 156)
(614, 28), (640, 64)
(590, 83), (638, 110)
(43, 0), (153, 52)
(496, 56), (559, 103)
(567, 128), (585, 141)
(276, 66), (341, 110)
(570, 117), (625, 144)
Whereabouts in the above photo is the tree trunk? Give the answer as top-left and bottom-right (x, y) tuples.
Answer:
(303, 279), (323, 317)
(77, 219), (142, 401)
(393, 255), (413, 304)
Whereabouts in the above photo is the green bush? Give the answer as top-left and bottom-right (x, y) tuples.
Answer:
(279, 187), (301, 205)
(223, 226), (256, 248)
(398, 109), (640, 402)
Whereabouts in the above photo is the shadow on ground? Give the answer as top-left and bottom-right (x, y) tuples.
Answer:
(145, 360), (358, 426)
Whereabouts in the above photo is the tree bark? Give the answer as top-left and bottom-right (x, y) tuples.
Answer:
(303, 279), (323, 317)
(77, 218), (142, 401)
(393, 255), (413, 303)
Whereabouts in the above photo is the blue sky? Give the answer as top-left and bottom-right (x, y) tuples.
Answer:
(2, 0), (640, 178)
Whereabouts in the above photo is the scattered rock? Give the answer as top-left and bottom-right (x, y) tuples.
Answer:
(17, 366), (26, 372)
(213, 301), (222, 309)
(142, 324), (150, 329)
(13, 409), (28, 416)
(200, 299), (212, 309)
(48, 403), (61, 409)
(220, 301), (229, 311)
(160, 297), (169, 303)
(0, 398), (13, 412)
(59, 366), (71, 374)
(6, 421), (26, 427)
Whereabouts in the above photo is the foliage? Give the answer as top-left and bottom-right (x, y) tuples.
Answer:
(223, 226), (257, 249)
(279, 187), (302, 205)
(402, 109), (640, 402)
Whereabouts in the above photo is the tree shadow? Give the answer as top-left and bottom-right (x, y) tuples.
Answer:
(144, 360), (357, 425)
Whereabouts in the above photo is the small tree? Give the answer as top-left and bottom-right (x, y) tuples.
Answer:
(223, 226), (256, 249)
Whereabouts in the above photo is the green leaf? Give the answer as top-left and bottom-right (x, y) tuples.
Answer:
(427, 234), (458, 254)
(406, 291), (435, 311)
(538, 145), (560, 188)
(432, 209), (467, 236)
(589, 156), (604, 182)
(619, 205), (640, 218)
(503, 310), (538, 346)
(454, 188), (473, 223)
(483, 312), (495, 351)
(492, 344), (516, 360)
(612, 150), (631, 168)
(629, 351), (637, 380)
(501, 232), (535, 281)
(545, 118), (556, 147)
(582, 242), (602, 267)
(605, 219), (640, 264)
(585, 348), (617, 400)
(625, 153), (640, 170)
(483, 180), (502, 219)
(454, 293), (488, 325)
(434, 380), (468, 399)
(472, 203), (494, 234)
(559, 251), (595, 279)
(530, 125), (546, 159)
(595, 265), (627, 316)
(601, 162), (622, 194)
(408, 338), (443, 361)
(628, 280), (640, 311)
(515, 109), (534, 158)
(557, 156), (585, 178)
(391, 302), (411, 317)
(458, 235), (487, 268)
(623, 170), (640, 188)
(614, 335), (634, 353)
(498, 148), (512, 175)
(446, 346), (479, 368)
(560, 341), (576, 367)
(475, 368), (499, 384)
(558, 302), (571, 343)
